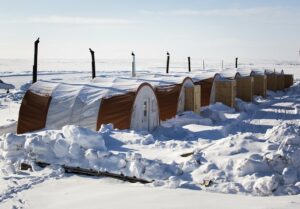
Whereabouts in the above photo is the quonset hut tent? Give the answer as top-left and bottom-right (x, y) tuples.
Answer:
(194, 76), (215, 107)
(155, 77), (194, 121)
(17, 81), (160, 134)
(234, 72), (254, 102)
(194, 73), (236, 108)
(265, 70), (285, 91)
(282, 70), (294, 89)
(250, 71), (267, 97)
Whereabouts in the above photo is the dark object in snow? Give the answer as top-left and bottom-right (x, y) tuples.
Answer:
(89, 48), (96, 79)
(33, 38), (39, 84)
(166, 52), (170, 74)
(20, 162), (153, 184)
(20, 162), (33, 171)
(188, 57), (191, 72)
(200, 179), (213, 187)
(180, 152), (194, 157)
(131, 51), (136, 77)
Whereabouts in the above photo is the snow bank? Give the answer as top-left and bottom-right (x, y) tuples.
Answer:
(0, 125), (181, 183)
(201, 103), (235, 122)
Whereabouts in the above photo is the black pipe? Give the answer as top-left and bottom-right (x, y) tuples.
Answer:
(32, 38), (39, 83)
(235, 57), (238, 68)
(188, 56), (191, 72)
(166, 52), (170, 74)
(89, 48), (96, 79)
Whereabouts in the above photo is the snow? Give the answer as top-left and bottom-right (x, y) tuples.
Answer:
(1, 58), (300, 208)
(0, 80), (14, 90)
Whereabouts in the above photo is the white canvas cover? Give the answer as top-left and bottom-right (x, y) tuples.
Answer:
(69, 85), (103, 130)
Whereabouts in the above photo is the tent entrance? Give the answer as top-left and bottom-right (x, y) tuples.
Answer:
(141, 98), (151, 131)
(130, 84), (159, 132)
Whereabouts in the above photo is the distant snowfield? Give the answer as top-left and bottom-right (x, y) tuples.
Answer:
(1, 59), (300, 209)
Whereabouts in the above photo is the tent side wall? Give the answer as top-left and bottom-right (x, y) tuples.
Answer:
(277, 74), (285, 90)
(195, 78), (214, 107)
(252, 75), (267, 97)
(266, 74), (277, 91)
(236, 76), (254, 102)
(155, 85), (181, 121)
(97, 92), (135, 130)
(17, 91), (52, 134)
(266, 73), (285, 91)
(45, 84), (81, 130)
(284, 74), (294, 88)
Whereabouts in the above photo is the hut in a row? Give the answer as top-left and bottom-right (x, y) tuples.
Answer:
(17, 77), (197, 134)
(194, 73), (239, 108)
(250, 71), (267, 98)
(265, 70), (294, 91)
(17, 70), (294, 134)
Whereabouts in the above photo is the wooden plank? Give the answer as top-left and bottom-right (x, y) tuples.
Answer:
(236, 76), (253, 102)
(184, 85), (201, 113)
(20, 162), (153, 184)
(277, 74), (285, 90)
(215, 80), (236, 107)
(252, 75), (266, 97)
(267, 74), (277, 91)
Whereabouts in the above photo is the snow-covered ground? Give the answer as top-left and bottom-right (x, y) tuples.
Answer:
(0, 58), (300, 209)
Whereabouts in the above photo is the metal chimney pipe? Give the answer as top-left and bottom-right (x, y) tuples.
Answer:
(131, 51), (136, 77)
(32, 38), (39, 83)
(188, 57), (191, 72)
(89, 48), (96, 79)
(166, 52), (170, 74)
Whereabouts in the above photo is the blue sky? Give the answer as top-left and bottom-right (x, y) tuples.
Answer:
(0, 0), (299, 60)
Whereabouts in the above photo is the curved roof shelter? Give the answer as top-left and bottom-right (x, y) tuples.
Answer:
(17, 80), (160, 134)
(264, 69), (285, 91)
(234, 72), (254, 102)
(154, 77), (195, 121)
(250, 70), (267, 97)
(281, 70), (294, 89)
(177, 77), (194, 113)
(194, 74), (221, 106)
(195, 73), (237, 107)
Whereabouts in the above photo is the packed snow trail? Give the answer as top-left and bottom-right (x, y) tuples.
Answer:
(0, 165), (64, 209)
